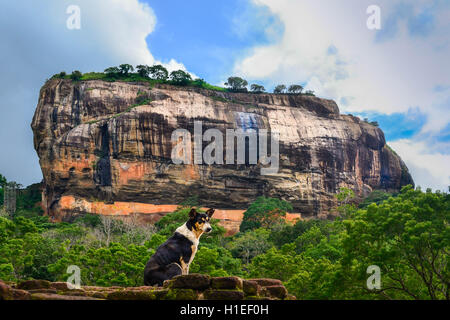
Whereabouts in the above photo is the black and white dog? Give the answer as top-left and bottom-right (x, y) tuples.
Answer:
(144, 208), (215, 286)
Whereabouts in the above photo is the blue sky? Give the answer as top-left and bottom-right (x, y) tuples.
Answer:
(143, 0), (283, 86)
(0, 0), (448, 191)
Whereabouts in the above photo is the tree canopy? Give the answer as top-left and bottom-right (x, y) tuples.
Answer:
(288, 84), (303, 94)
(274, 85), (287, 94)
(250, 84), (265, 93)
(224, 77), (248, 92)
(169, 70), (192, 85)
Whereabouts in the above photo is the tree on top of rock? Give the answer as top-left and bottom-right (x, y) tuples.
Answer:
(70, 70), (83, 81)
(136, 65), (151, 78)
(224, 77), (248, 92)
(273, 85), (287, 94)
(250, 84), (265, 93)
(169, 70), (192, 86)
(288, 85), (303, 94)
(119, 64), (134, 76)
(149, 65), (169, 81)
(104, 67), (120, 78)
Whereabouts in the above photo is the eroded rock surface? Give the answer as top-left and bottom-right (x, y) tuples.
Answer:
(0, 276), (294, 300)
(32, 79), (413, 222)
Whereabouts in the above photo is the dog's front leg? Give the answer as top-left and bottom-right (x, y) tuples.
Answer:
(180, 257), (189, 275)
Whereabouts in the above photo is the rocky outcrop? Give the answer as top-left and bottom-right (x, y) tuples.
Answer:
(0, 276), (294, 300)
(31, 79), (413, 222)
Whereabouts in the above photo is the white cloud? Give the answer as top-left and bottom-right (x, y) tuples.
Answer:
(234, 0), (450, 132)
(233, 0), (450, 190)
(0, 0), (189, 186)
(389, 139), (450, 191)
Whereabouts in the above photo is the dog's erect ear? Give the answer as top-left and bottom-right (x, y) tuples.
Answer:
(206, 208), (215, 218)
(189, 208), (197, 219)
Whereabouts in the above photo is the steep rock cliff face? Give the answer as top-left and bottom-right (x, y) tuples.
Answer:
(32, 79), (413, 222)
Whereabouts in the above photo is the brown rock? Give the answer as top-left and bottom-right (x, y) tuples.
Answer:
(32, 79), (413, 227)
(0, 280), (11, 300)
(262, 285), (288, 299)
(243, 280), (260, 296)
(50, 282), (71, 291)
(61, 289), (89, 296)
(31, 293), (101, 300)
(107, 289), (157, 300)
(28, 288), (58, 294)
(248, 278), (283, 287)
(211, 277), (243, 290)
(10, 289), (31, 300)
(17, 280), (51, 290)
(166, 289), (199, 300)
(89, 291), (108, 299)
(203, 289), (244, 300)
(169, 274), (211, 290)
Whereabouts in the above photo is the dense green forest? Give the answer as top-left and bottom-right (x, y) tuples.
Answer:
(0, 174), (448, 299)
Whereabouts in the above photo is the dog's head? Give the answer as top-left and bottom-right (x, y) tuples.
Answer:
(188, 208), (215, 235)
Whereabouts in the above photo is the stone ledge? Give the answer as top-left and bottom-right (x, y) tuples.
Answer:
(1, 275), (294, 300)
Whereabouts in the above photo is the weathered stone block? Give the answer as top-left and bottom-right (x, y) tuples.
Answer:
(263, 285), (288, 299)
(17, 280), (51, 290)
(31, 293), (100, 300)
(165, 289), (199, 300)
(248, 278), (282, 287)
(107, 289), (157, 300)
(28, 288), (58, 294)
(211, 276), (243, 290)
(203, 289), (244, 300)
(169, 274), (211, 290)
(243, 280), (260, 296)
(0, 280), (11, 300)
(10, 289), (31, 300)
(50, 282), (71, 291)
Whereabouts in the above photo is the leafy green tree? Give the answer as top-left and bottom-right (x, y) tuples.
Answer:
(288, 84), (303, 94)
(169, 70), (192, 85)
(273, 84), (286, 94)
(342, 185), (450, 299)
(250, 84), (265, 93)
(227, 228), (272, 264)
(104, 66), (120, 78)
(240, 197), (293, 232)
(335, 187), (356, 217)
(0, 174), (6, 206)
(224, 77), (248, 92)
(190, 245), (243, 277)
(148, 64), (169, 80)
(359, 190), (393, 208)
(70, 70), (83, 81)
(0, 174), (6, 187)
(247, 244), (300, 281)
(136, 65), (150, 78)
(118, 64), (134, 76)
(304, 90), (315, 96)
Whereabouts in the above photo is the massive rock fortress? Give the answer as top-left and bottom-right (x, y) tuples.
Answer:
(32, 79), (413, 223)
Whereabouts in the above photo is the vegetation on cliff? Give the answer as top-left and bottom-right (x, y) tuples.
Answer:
(52, 65), (314, 96)
(0, 175), (448, 299)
